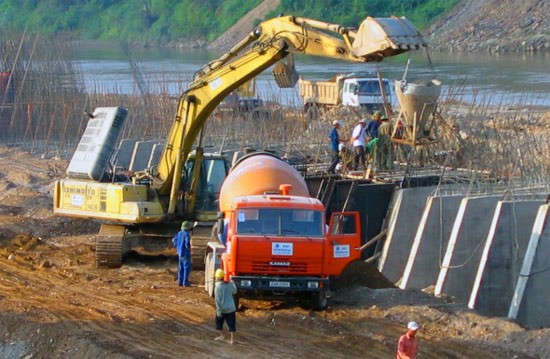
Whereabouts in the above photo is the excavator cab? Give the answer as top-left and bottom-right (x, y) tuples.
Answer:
(183, 152), (229, 220)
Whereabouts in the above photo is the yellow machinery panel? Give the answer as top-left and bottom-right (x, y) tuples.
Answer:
(57, 179), (147, 213)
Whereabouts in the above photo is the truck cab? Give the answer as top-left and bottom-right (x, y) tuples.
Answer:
(341, 75), (393, 113)
(226, 196), (361, 309)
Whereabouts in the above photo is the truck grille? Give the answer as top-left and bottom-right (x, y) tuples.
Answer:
(244, 260), (323, 274)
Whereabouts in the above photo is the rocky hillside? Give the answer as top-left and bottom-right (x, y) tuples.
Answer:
(426, 0), (550, 52)
(208, 0), (281, 50)
(209, 0), (549, 53)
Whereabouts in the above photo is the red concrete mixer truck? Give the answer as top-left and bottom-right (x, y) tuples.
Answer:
(204, 152), (362, 310)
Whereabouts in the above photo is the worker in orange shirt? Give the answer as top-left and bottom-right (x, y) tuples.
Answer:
(396, 321), (420, 359)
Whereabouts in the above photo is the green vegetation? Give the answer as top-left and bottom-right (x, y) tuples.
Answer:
(272, 0), (460, 30)
(0, 0), (459, 44)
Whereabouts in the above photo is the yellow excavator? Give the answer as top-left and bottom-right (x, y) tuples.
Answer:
(53, 15), (426, 268)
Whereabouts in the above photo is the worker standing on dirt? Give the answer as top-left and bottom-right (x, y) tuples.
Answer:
(214, 269), (238, 344)
(396, 321), (420, 359)
(172, 221), (193, 287)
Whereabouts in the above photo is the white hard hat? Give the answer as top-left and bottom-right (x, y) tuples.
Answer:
(338, 143), (346, 151)
(407, 321), (420, 331)
(360, 118), (368, 124)
(332, 119), (340, 126)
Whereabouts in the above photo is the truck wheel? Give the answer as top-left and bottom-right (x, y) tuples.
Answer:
(205, 253), (215, 297)
(310, 289), (328, 310)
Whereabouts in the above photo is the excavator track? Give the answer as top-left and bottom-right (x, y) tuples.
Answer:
(96, 224), (126, 268)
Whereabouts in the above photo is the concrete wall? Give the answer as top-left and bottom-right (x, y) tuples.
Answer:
(128, 140), (155, 172)
(378, 186), (436, 283)
(468, 200), (544, 316)
(147, 143), (164, 169)
(400, 194), (463, 290)
(509, 204), (550, 328)
(113, 139), (137, 171)
(435, 195), (501, 303)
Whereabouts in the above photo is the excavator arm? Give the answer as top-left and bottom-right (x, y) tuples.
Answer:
(53, 14), (426, 269)
(155, 15), (426, 216)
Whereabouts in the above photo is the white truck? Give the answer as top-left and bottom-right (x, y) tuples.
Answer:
(298, 73), (393, 115)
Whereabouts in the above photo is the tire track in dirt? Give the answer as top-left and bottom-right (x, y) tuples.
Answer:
(0, 256), (219, 357)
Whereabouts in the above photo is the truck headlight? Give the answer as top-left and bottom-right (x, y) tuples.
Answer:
(308, 281), (319, 289)
(241, 280), (252, 287)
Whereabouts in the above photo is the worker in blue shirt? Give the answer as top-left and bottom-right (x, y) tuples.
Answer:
(327, 119), (342, 174)
(172, 221), (193, 287)
(365, 111), (383, 140)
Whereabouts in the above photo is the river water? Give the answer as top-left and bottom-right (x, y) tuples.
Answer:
(74, 46), (550, 108)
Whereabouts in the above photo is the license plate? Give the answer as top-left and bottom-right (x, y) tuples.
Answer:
(269, 281), (290, 288)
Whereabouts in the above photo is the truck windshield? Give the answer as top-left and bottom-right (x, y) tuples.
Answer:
(357, 80), (390, 96)
(236, 208), (324, 237)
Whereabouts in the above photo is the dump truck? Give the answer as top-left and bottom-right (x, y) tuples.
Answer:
(298, 73), (394, 115)
(204, 152), (362, 310)
(52, 14), (426, 269)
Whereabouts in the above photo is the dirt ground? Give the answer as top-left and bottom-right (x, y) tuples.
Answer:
(1, 146), (549, 359)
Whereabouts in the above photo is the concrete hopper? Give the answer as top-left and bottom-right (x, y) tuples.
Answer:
(394, 79), (442, 147)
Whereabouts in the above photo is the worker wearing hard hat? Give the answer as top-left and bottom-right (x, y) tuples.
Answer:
(213, 269), (238, 344)
(172, 221), (193, 287)
(365, 111), (383, 140)
(396, 321), (420, 359)
(337, 143), (354, 173)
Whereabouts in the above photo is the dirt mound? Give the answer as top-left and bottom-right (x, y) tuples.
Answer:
(331, 260), (396, 290)
(208, 0), (281, 51)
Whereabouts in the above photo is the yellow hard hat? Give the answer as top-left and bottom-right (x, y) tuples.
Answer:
(214, 268), (225, 279)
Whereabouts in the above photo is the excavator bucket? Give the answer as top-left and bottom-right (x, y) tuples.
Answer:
(352, 16), (426, 59)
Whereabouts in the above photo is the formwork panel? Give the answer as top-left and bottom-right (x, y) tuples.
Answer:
(378, 186), (436, 282)
(400, 194), (463, 290)
(128, 140), (155, 172)
(113, 139), (137, 171)
(435, 195), (501, 303)
(469, 200), (543, 316)
(509, 204), (550, 328)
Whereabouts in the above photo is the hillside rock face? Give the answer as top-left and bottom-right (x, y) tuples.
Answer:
(426, 0), (550, 52)
(208, 0), (281, 51)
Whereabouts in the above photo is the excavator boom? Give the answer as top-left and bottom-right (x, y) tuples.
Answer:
(156, 15), (426, 202)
